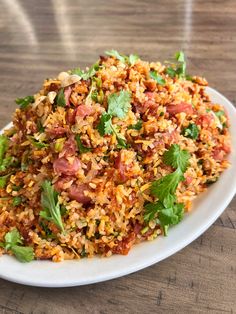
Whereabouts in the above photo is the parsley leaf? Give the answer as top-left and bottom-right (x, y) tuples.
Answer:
(163, 144), (190, 172)
(15, 96), (34, 109)
(128, 120), (142, 130)
(182, 123), (199, 140)
(75, 135), (91, 153)
(40, 180), (64, 232)
(150, 71), (166, 85)
(0, 229), (34, 263)
(107, 91), (131, 118)
(56, 88), (66, 107)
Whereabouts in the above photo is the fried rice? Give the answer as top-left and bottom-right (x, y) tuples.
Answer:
(0, 51), (231, 262)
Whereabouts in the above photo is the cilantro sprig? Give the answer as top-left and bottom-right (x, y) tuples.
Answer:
(165, 51), (187, 79)
(0, 135), (13, 172)
(70, 62), (100, 80)
(40, 180), (65, 232)
(97, 90), (131, 148)
(150, 71), (166, 85)
(15, 96), (34, 109)
(182, 123), (199, 140)
(144, 144), (190, 235)
(0, 229), (34, 262)
(105, 50), (139, 66)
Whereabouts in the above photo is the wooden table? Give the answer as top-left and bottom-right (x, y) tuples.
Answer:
(0, 0), (235, 313)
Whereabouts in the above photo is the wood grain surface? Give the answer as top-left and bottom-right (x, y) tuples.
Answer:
(0, 0), (235, 313)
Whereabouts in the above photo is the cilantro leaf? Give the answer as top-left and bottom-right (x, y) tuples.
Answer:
(12, 196), (22, 206)
(97, 113), (113, 136)
(105, 50), (139, 66)
(0, 135), (9, 165)
(56, 88), (66, 107)
(128, 120), (142, 130)
(182, 123), (199, 140)
(107, 91), (131, 118)
(11, 245), (34, 263)
(105, 50), (126, 63)
(163, 144), (190, 173)
(165, 51), (187, 78)
(15, 96), (34, 109)
(215, 110), (225, 118)
(150, 71), (166, 85)
(129, 54), (139, 65)
(1, 229), (34, 262)
(144, 202), (164, 222)
(70, 62), (100, 80)
(28, 136), (49, 149)
(150, 168), (184, 202)
(0, 174), (10, 188)
(70, 67), (84, 76)
(40, 180), (64, 232)
(75, 135), (91, 153)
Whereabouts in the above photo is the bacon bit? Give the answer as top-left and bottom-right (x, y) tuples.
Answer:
(53, 157), (81, 175)
(166, 102), (194, 115)
(184, 176), (193, 185)
(144, 80), (156, 91)
(212, 145), (231, 161)
(76, 104), (94, 119)
(64, 86), (72, 106)
(68, 184), (91, 204)
(66, 108), (76, 125)
(46, 126), (67, 137)
(59, 135), (77, 158)
(54, 176), (74, 192)
(112, 232), (136, 255)
(196, 113), (214, 127)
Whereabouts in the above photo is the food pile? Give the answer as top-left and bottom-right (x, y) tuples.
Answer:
(0, 51), (230, 262)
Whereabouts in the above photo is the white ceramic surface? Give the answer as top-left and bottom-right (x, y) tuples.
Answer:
(0, 87), (235, 287)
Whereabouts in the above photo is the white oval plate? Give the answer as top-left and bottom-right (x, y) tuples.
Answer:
(0, 87), (236, 287)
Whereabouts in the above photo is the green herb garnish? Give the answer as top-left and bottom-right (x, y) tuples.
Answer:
(182, 123), (199, 140)
(12, 196), (22, 206)
(150, 71), (166, 85)
(15, 96), (34, 109)
(144, 144), (190, 235)
(0, 174), (10, 188)
(70, 62), (100, 80)
(165, 51), (187, 78)
(128, 120), (143, 130)
(97, 90), (131, 148)
(105, 50), (139, 66)
(28, 136), (49, 149)
(0, 135), (13, 172)
(0, 229), (34, 262)
(56, 88), (66, 107)
(40, 180), (65, 232)
(75, 135), (91, 154)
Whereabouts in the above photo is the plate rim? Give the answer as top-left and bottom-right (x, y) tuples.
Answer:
(0, 86), (236, 287)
